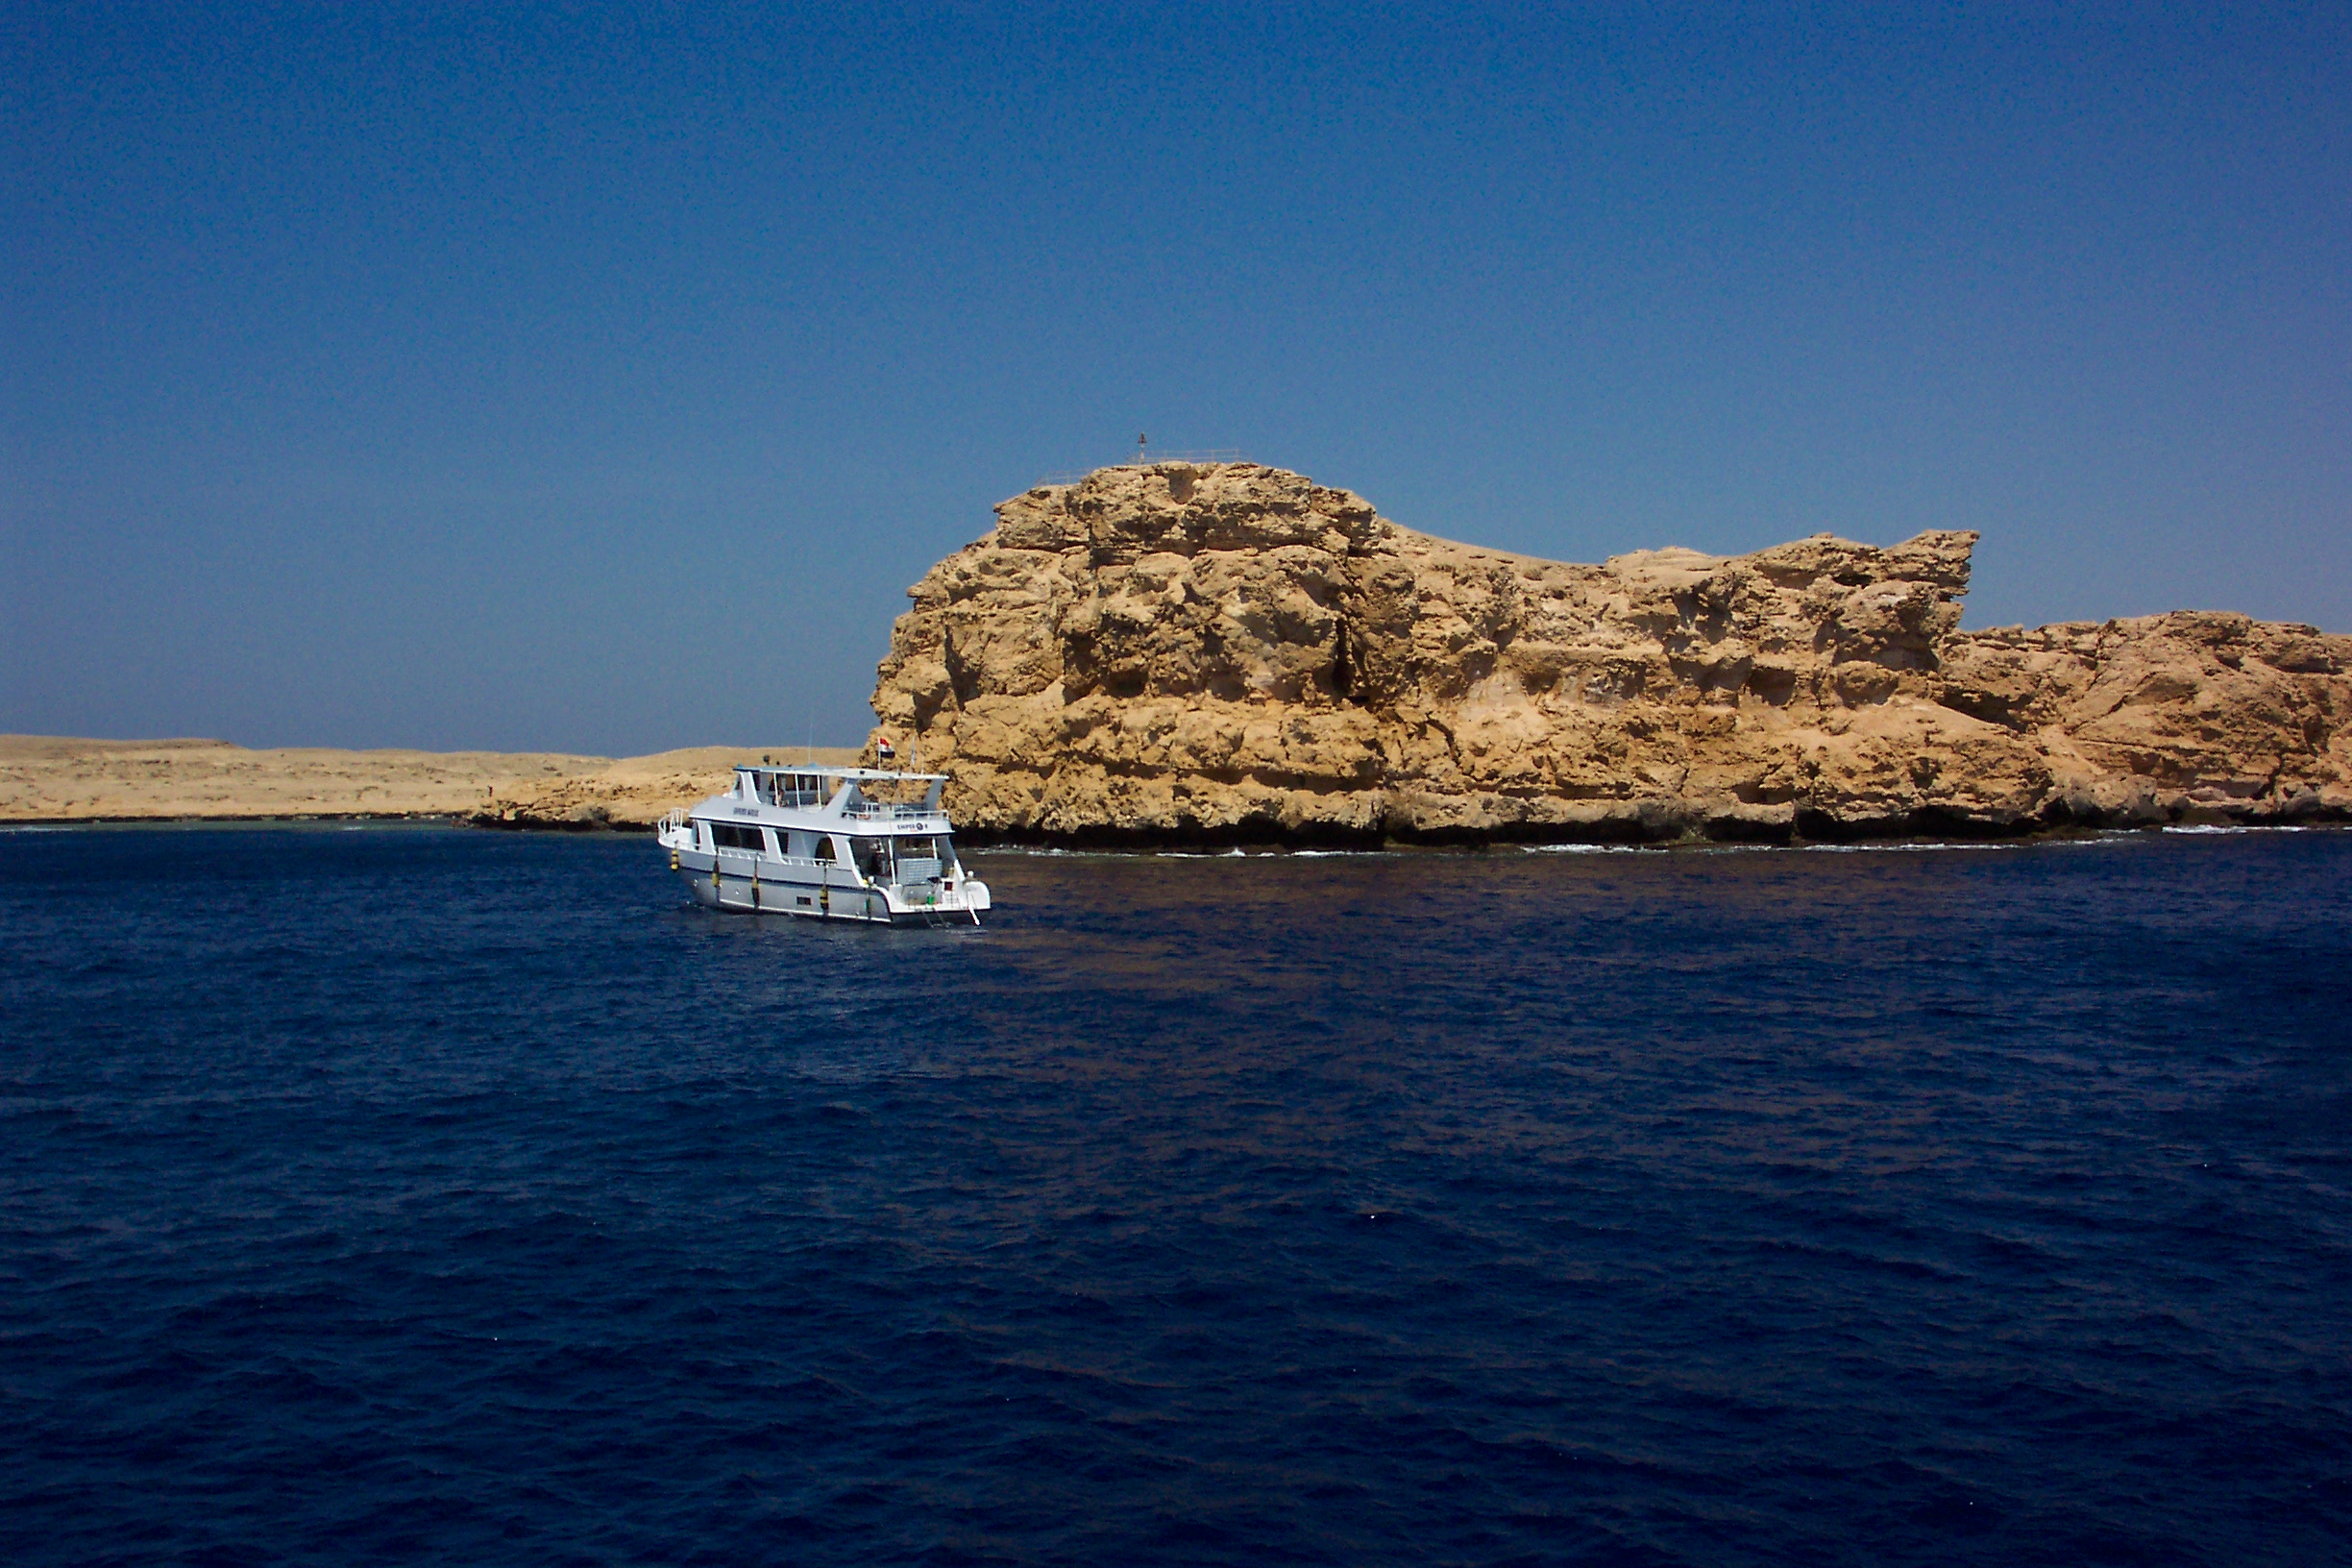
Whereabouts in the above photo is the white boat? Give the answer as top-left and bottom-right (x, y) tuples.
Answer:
(654, 766), (992, 926)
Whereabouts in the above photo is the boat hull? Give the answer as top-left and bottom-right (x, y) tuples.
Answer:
(667, 854), (987, 926)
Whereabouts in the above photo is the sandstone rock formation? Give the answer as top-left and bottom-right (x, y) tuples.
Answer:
(870, 462), (2351, 843)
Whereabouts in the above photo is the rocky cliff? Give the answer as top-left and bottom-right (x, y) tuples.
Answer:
(870, 463), (2352, 844)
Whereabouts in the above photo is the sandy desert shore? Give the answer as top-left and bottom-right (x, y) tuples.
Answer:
(0, 736), (863, 828)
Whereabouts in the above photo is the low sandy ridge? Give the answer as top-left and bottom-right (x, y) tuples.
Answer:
(0, 737), (861, 828)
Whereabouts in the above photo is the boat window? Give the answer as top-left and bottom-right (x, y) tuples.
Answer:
(895, 836), (955, 869)
(849, 836), (892, 879)
(894, 835), (951, 881)
(759, 772), (805, 807)
(710, 821), (772, 853)
(757, 771), (827, 808)
(808, 834), (837, 862)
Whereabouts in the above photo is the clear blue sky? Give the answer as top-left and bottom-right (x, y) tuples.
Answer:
(6, 3), (2346, 753)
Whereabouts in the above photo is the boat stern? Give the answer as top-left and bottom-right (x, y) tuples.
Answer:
(879, 874), (991, 925)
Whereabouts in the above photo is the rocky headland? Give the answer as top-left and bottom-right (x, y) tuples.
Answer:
(870, 462), (2351, 845)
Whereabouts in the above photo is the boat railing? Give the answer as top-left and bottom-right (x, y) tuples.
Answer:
(840, 802), (945, 824)
(770, 853), (845, 873)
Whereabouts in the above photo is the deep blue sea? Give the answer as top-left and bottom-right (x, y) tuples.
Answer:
(3, 825), (2348, 1566)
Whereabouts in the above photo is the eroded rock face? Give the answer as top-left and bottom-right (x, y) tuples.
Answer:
(871, 463), (2352, 842)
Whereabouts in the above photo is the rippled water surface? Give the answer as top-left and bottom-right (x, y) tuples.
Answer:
(4, 825), (2348, 1565)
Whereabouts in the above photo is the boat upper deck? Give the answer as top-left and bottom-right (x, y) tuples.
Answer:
(689, 764), (954, 837)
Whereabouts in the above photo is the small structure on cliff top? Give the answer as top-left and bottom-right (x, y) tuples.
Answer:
(870, 462), (2350, 845)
